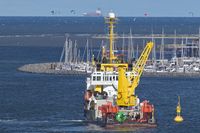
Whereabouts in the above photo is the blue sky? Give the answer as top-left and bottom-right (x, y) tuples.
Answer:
(0, 0), (200, 17)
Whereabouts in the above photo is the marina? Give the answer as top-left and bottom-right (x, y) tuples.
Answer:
(18, 31), (200, 76)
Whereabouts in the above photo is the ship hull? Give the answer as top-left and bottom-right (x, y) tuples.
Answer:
(84, 110), (157, 128)
(86, 120), (157, 129)
(105, 123), (157, 128)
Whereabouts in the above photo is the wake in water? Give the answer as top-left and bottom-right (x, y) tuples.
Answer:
(0, 119), (148, 132)
(0, 119), (49, 124)
(0, 119), (17, 123)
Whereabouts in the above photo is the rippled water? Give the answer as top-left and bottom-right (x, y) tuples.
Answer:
(0, 46), (200, 133)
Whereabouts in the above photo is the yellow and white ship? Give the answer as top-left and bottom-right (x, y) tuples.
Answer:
(84, 12), (156, 127)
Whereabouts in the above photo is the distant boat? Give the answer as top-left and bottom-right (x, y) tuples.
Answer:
(82, 8), (102, 17)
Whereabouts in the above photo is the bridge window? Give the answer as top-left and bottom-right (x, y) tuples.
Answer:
(113, 76), (115, 81)
(93, 76), (96, 81)
(105, 76), (108, 81)
(97, 76), (101, 81)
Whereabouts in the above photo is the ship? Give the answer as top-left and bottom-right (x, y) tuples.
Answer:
(83, 12), (156, 128)
(82, 8), (102, 17)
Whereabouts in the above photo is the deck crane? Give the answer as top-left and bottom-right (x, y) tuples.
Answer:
(117, 42), (154, 106)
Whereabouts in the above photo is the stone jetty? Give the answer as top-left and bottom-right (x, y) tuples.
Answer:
(18, 62), (86, 75)
(18, 62), (200, 77)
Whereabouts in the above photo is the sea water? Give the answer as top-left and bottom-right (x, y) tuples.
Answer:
(0, 17), (200, 132)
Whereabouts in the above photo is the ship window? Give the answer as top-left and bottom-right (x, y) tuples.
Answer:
(116, 76), (118, 80)
(110, 76), (112, 81)
(113, 76), (115, 81)
(105, 76), (108, 81)
(97, 76), (101, 81)
(93, 76), (96, 81)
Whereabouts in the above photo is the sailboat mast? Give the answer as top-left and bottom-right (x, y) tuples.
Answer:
(151, 30), (156, 71)
(86, 39), (89, 64)
(69, 39), (73, 63)
(122, 33), (125, 61)
(181, 37), (184, 58)
(64, 37), (68, 63)
(174, 30), (177, 57)
(136, 44), (139, 60)
(130, 28), (134, 59)
(74, 40), (77, 64)
(160, 28), (165, 65)
(198, 27), (200, 58)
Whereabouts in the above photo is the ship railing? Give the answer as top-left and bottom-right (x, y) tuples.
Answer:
(91, 72), (118, 85)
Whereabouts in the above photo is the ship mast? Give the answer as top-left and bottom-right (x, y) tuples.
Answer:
(106, 12), (116, 63)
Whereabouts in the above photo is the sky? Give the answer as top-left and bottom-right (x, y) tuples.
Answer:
(0, 0), (200, 17)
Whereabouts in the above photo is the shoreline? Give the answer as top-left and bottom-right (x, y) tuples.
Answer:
(17, 62), (200, 77)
